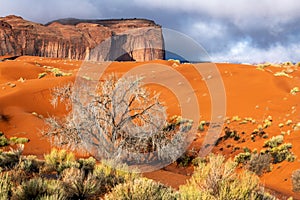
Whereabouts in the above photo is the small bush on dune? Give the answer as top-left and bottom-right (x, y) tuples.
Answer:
(268, 143), (295, 163)
(234, 152), (251, 164)
(12, 178), (48, 200)
(264, 135), (283, 148)
(44, 148), (78, 175)
(247, 153), (272, 176)
(105, 178), (177, 200)
(19, 155), (43, 173)
(92, 160), (139, 195)
(77, 156), (96, 176)
(0, 133), (9, 147)
(0, 144), (24, 169)
(179, 154), (270, 200)
(9, 137), (29, 144)
(61, 167), (101, 199)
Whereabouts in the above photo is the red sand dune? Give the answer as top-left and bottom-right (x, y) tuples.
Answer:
(0, 56), (300, 199)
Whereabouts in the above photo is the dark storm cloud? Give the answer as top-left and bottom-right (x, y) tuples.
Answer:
(1, 0), (300, 63)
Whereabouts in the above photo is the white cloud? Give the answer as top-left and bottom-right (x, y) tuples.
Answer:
(134, 0), (300, 30)
(211, 40), (300, 63)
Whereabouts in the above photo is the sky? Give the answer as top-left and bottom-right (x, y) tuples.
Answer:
(1, 0), (300, 63)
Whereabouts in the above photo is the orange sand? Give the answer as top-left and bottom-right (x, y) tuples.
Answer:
(0, 56), (299, 199)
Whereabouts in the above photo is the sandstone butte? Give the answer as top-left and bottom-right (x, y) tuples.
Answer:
(0, 15), (164, 61)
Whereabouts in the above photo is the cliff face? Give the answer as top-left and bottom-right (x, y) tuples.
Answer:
(0, 15), (164, 61)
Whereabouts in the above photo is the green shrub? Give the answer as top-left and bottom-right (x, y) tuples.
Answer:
(197, 121), (207, 132)
(268, 143), (295, 163)
(176, 153), (194, 167)
(264, 135), (284, 148)
(61, 167), (101, 199)
(19, 155), (42, 173)
(290, 87), (300, 95)
(0, 172), (12, 200)
(43, 180), (66, 200)
(77, 157), (96, 175)
(105, 178), (177, 200)
(0, 134), (9, 147)
(164, 115), (193, 132)
(12, 178), (48, 200)
(179, 154), (264, 200)
(92, 160), (139, 196)
(44, 149), (78, 175)
(224, 127), (240, 140)
(38, 72), (47, 79)
(9, 137), (29, 144)
(292, 169), (300, 192)
(48, 68), (72, 77)
(191, 157), (206, 167)
(0, 145), (23, 169)
(234, 152), (251, 164)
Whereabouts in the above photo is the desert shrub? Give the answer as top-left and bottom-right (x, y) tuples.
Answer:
(61, 167), (101, 199)
(0, 172), (12, 200)
(290, 87), (300, 95)
(264, 135), (283, 148)
(48, 68), (72, 77)
(247, 154), (272, 176)
(234, 152), (251, 164)
(6, 168), (30, 186)
(0, 134), (9, 147)
(9, 137), (29, 144)
(191, 157), (206, 167)
(176, 152), (194, 167)
(12, 178), (48, 200)
(224, 127), (240, 140)
(77, 157), (96, 176)
(44, 148), (78, 175)
(180, 154), (263, 200)
(105, 177), (177, 200)
(292, 169), (300, 192)
(38, 72), (47, 79)
(43, 180), (66, 200)
(19, 155), (42, 173)
(44, 75), (188, 165)
(197, 121), (207, 132)
(0, 145), (23, 169)
(92, 160), (139, 195)
(268, 143), (295, 163)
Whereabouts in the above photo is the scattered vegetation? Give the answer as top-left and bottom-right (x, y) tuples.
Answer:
(47, 68), (72, 77)
(105, 178), (177, 200)
(290, 87), (300, 95)
(264, 135), (284, 148)
(274, 71), (292, 78)
(38, 72), (47, 79)
(43, 149), (78, 175)
(235, 133), (295, 176)
(179, 154), (273, 199)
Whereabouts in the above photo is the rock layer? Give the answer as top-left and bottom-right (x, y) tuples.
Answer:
(0, 15), (164, 61)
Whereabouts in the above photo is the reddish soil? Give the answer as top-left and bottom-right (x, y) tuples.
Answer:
(0, 56), (299, 199)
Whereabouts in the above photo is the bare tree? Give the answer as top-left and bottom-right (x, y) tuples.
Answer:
(43, 75), (190, 166)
